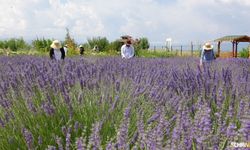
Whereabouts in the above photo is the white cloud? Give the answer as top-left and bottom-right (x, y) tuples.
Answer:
(0, 1), (27, 36)
(0, 0), (249, 44)
(216, 0), (250, 5)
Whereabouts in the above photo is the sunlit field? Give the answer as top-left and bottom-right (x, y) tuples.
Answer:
(0, 55), (249, 149)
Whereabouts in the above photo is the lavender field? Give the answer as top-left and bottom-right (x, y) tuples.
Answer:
(0, 56), (249, 149)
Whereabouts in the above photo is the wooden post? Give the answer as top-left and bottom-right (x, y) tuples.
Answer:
(181, 45), (183, 56)
(235, 42), (238, 58)
(217, 41), (221, 57)
(191, 42), (193, 56)
(232, 41), (235, 57)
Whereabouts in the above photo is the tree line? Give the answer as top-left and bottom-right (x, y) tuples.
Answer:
(0, 29), (150, 55)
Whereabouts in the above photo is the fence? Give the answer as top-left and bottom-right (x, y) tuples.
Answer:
(149, 43), (202, 57)
(150, 42), (250, 58)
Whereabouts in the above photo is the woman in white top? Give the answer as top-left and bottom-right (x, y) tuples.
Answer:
(121, 40), (134, 59)
(49, 40), (65, 60)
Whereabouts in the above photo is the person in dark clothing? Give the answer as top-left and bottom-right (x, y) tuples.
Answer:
(49, 40), (65, 60)
(79, 45), (84, 55)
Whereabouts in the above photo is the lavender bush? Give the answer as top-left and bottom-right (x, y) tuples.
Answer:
(0, 55), (249, 149)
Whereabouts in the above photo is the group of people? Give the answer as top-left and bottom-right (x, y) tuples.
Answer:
(49, 39), (217, 65)
(49, 38), (136, 60)
(120, 39), (217, 65)
(49, 40), (84, 60)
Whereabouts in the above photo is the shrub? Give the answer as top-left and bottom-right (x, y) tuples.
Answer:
(0, 38), (30, 51)
(32, 38), (52, 53)
(0, 40), (7, 49)
(108, 40), (123, 52)
(138, 37), (150, 50)
(239, 47), (249, 58)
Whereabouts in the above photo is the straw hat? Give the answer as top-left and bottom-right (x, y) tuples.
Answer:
(203, 42), (213, 50)
(50, 40), (62, 49)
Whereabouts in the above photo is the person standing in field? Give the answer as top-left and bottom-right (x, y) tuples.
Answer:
(63, 44), (68, 56)
(121, 39), (135, 59)
(49, 40), (65, 60)
(200, 42), (216, 66)
(79, 45), (84, 55)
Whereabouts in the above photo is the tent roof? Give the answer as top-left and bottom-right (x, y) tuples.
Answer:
(214, 35), (250, 42)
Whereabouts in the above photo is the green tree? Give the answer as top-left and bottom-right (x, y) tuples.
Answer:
(64, 28), (77, 55)
(7, 38), (17, 51)
(87, 36), (109, 52)
(139, 37), (150, 50)
(0, 41), (6, 49)
(16, 37), (30, 50)
(32, 38), (52, 52)
(109, 40), (123, 52)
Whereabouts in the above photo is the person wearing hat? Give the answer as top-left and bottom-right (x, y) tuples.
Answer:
(49, 40), (65, 60)
(121, 39), (134, 59)
(200, 42), (216, 66)
(79, 45), (84, 55)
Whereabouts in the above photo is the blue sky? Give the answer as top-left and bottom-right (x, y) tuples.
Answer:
(0, 0), (249, 46)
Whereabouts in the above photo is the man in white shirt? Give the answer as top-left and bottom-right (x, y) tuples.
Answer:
(63, 44), (68, 56)
(121, 40), (134, 59)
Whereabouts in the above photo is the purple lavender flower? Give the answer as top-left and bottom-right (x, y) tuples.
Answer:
(76, 137), (85, 150)
(38, 136), (42, 146)
(22, 128), (34, 150)
(226, 123), (237, 139)
(46, 145), (56, 150)
(239, 119), (250, 141)
(116, 106), (131, 149)
(192, 103), (212, 147)
(62, 126), (67, 136)
(0, 117), (5, 127)
(41, 101), (55, 116)
(74, 121), (79, 133)
(88, 122), (101, 150)
(65, 126), (72, 150)
(137, 110), (146, 149)
(115, 81), (120, 93)
(27, 100), (37, 113)
(56, 136), (63, 150)
(0, 99), (12, 109)
(105, 142), (113, 150)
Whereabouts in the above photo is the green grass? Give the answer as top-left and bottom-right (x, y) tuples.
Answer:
(0, 48), (202, 58)
(136, 49), (176, 58)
